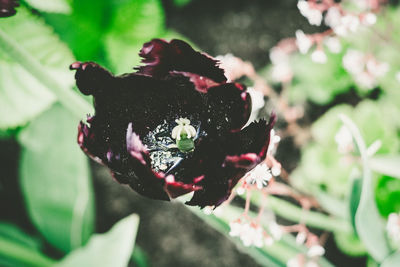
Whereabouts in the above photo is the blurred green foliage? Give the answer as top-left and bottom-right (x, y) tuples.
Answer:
(0, 8), (74, 130)
(289, 50), (352, 105)
(18, 103), (94, 253)
(56, 214), (139, 267)
(286, 6), (400, 263)
(268, 7), (400, 106)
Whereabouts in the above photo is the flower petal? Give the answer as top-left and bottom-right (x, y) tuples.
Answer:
(70, 61), (114, 96)
(187, 113), (276, 207)
(186, 173), (230, 208)
(225, 113), (276, 158)
(71, 62), (204, 136)
(77, 120), (104, 165)
(224, 153), (259, 169)
(125, 123), (170, 200)
(204, 83), (252, 133)
(163, 175), (203, 199)
(175, 113), (274, 208)
(170, 71), (219, 93)
(0, 0), (19, 18)
(136, 39), (227, 83)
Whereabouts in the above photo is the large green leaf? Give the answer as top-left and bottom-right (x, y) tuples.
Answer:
(294, 101), (400, 201)
(349, 175), (362, 232)
(340, 115), (391, 262)
(173, 0), (192, 7)
(0, 222), (54, 267)
(25, 0), (72, 14)
(381, 251), (400, 267)
(18, 103), (94, 253)
(42, 0), (112, 63)
(0, 223), (41, 251)
(104, 0), (165, 73)
(352, 101), (400, 155)
(0, 7), (75, 130)
(375, 175), (400, 217)
(131, 246), (148, 267)
(333, 231), (366, 257)
(370, 155), (400, 179)
(56, 214), (139, 267)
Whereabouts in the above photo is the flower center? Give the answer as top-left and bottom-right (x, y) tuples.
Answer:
(142, 118), (201, 173)
(171, 118), (197, 152)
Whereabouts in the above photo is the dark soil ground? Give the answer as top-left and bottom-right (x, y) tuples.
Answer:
(0, 0), (369, 266)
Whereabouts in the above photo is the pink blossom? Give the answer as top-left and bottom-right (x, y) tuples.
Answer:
(296, 30), (313, 54)
(334, 15), (360, 36)
(297, 0), (323, 26)
(311, 50), (327, 64)
(324, 37), (342, 54)
(325, 7), (342, 28)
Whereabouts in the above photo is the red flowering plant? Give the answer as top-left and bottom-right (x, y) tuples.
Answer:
(70, 39), (275, 208)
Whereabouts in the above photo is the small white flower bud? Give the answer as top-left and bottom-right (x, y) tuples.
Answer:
(307, 245), (325, 257)
(296, 231), (307, 244)
(363, 13), (377, 25)
(296, 30), (313, 54)
(311, 50), (327, 64)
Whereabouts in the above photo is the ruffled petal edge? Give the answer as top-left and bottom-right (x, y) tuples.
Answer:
(136, 39), (227, 83)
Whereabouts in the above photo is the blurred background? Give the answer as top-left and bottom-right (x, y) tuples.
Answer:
(1, 0), (400, 266)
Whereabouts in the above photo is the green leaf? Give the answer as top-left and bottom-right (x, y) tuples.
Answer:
(291, 144), (351, 199)
(42, 0), (112, 63)
(0, 223), (41, 251)
(352, 101), (400, 155)
(0, 222), (55, 267)
(333, 231), (366, 257)
(340, 114), (391, 262)
(349, 173), (362, 232)
(310, 104), (352, 144)
(289, 51), (352, 105)
(0, 7), (75, 130)
(315, 190), (348, 219)
(295, 101), (399, 202)
(173, 0), (192, 7)
(381, 251), (400, 267)
(18, 103), (94, 253)
(370, 155), (400, 179)
(0, 127), (22, 139)
(375, 175), (400, 217)
(367, 256), (379, 267)
(56, 214), (140, 267)
(24, 0), (72, 14)
(131, 246), (148, 267)
(104, 0), (165, 73)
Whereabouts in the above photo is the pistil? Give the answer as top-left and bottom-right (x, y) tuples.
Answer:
(172, 118), (197, 152)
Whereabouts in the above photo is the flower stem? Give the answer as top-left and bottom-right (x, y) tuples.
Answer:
(250, 192), (352, 233)
(188, 204), (334, 267)
(0, 237), (56, 267)
(0, 28), (92, 119)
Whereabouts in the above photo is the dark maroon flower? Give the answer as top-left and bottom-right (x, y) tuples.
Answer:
(0, 0), (19, 18)
(70, 39), (276, 208)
